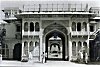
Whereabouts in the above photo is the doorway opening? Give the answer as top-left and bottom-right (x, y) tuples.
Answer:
(45, 30), (66, 60)
(13, 43), (22, 61)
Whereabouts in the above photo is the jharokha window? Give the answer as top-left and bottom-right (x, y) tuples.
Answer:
(77, 41), (82, 52)
(29, 41), (33, 52)
(24, 41), (28, 56)
(35, 22), (40, 31)
(24, 22), (28, 32)
(72, 41), (76, 56)
(30, 22), (34, 32)
(72, 22), (76, 31)
(83, 42), (87, 49)
(77, 22), (81, 31)
(83, 22), (87, 31)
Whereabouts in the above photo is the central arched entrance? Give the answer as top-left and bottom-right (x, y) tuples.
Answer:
(45, 30), (66, 60)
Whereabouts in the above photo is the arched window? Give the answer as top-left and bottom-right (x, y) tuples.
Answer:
(29, 41), (33, 52)
(83, 42), (87, 52)
(72, 22), (76, 31)
(77, 41), (82, 52)
(24, 41), (28, 56)
(77, 22), (81, 31)
(35, 41), (39, 47)
(2, 44), (9, 58)
(30, 22), (34, 32)
(24, 22), (28, 32)
(72, 41), (76, 56)
(35, 22), (40, 31)
(83, 22), (87, 31)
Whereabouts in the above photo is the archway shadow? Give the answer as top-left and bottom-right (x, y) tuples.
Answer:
(45, 30), (67, 61)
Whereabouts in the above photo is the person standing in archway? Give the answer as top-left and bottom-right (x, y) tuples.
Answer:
(41, 52), (45, 63)
(45, 51), (47, 63)
(41, 52), (47, 63)
(85, 52), (88, 64)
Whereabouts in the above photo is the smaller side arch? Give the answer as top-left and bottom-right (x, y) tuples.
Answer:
(83, 22), (87, 31)
(35, 22), (40, 31)
(72, 22), (76, 31)
(24, 41), (28, 56)
(24, 22), (28, 32)
(77, 22), (81, 31)
(29, 41), (34, 52)
(30, 22), (34, 32)
(13, 43), (22, 61)
(77, 41), (82, 52)
(72, 41), (76, 56)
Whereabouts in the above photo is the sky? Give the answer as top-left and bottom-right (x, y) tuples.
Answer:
(0, 0), (100, 21)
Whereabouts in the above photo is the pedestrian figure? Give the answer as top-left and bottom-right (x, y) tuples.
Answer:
(41, 52), (45, 63)
(45, 51), (47, 63)
(80, 51), (83, 63)
(29, 51), (33, 60)
(77, 50), (81, 63)
(85, 53), (88, 64)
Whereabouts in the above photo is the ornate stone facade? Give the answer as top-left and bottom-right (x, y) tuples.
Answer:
(1, 4), (100, 63)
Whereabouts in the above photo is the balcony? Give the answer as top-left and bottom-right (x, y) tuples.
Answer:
(23, 3), (88, 12)
(71, 31), (88, 36)
(22, 31), (40, 36)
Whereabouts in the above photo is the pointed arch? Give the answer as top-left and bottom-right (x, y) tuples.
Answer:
(72, 22), (76, 31)
(30, 22), (34, 32)
(24, 22), (28, 31)
(77, 22), (81, 31)
(29, 41), (33, 52)
(83, 42), (87, 52)
(83, 22), (87, 31)
(72, 41), (76, 56)
(24, 41), (28, 56)
(83, 42), (87, 48)
(35, 22), (40, 31)
(77, 41), (82, 52)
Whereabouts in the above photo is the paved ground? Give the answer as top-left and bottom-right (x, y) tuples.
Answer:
(0, 60), (100, 67)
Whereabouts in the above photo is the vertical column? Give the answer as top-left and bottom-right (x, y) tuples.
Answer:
(22, 19), (24, 36)
(39, 35), (42, 62)
(42, 35), (45, 55)
(39, 20), (43, 62)
(69, 20), (72, 61)
(28, 41), (29, 57)
(65, 36), (67, 59)
(21, 41), (24, 61)
(21, 19), (24, 61)
(11, 10), (12, 17)
(82, 42), (83, 51)
(69, 36), (72, 61)
(28, 22), (30, 35)
(76, 42), (78, 57)
(87, 22), (90, 58)
(81, 41), (84, 62)
(87, 40), (89, 60)
(81, 22), (83, 33)
(76, 22), (77, 31)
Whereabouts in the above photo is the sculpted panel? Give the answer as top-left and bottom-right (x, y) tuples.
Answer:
(42, 20), (69, 29)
